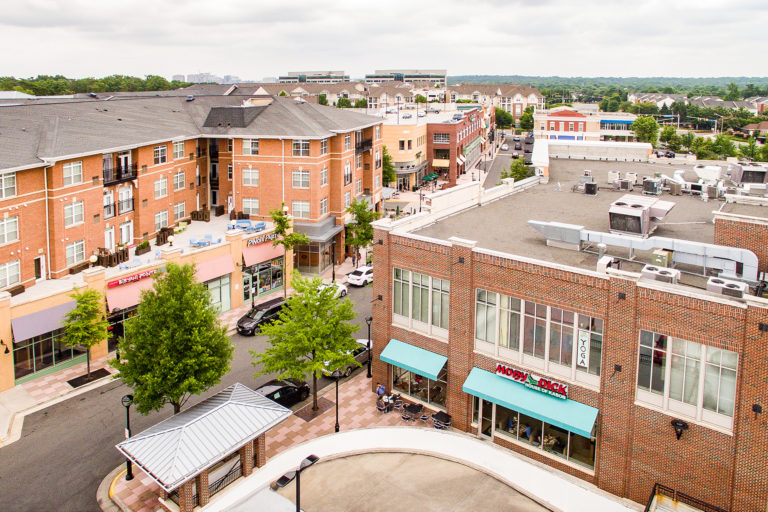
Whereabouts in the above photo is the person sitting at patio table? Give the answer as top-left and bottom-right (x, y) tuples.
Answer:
(377, 397), (388, 412)
(376, 382), (386, 398)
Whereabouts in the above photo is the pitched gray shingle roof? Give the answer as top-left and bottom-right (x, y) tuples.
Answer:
(115, 383), (292, 492)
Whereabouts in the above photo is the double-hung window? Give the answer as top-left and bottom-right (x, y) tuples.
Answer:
(320, 197), (328, 215)
(292, 201), (309, 219)
(344, 162), (352, 185)
(154, 178), (168, 199)
(292, 170), (310, 189)
(344, 191), (351, 208)
(320, 167), (328, 186)
(243, 139), (259, 155)
(173, 171), (185, 191)
(0, 260), (20, 288)
(356, 179), (362, 194)
(63, 161), (83, 186)
(344, 134), (351, 151)
(637, 330), (737, 430)
(242, 198), (259, 215)
(173, 141), (185, 160)
(320, 139), (328, 155)
(292, 140), (310, 156)
(356, 154), (362, 169)
(64, 201), (84, 227)
(153, 146), (167, 165)
(242, 168), (259, 186)
(65, 240), (85, 266)
(0, 216), (19, 244)
(0, 173), (16, 199)
(155, 210), (168, 231)
(173, 201), (185, 221)
(392, 268), (450, 340)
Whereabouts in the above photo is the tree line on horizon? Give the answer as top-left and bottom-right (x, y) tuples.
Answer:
(0, 75), (190, 96)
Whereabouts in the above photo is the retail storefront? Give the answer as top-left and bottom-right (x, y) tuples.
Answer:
(294, 216), (344, 275)
(196, 254), (235, 313)
(105, 268), (162, 352)
(380, 339), (448, 410)
(10, 301), (84, 383)
(463, 366), (598, 470)
(242, 233), (284, 303)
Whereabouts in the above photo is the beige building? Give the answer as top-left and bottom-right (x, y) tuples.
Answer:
(381, 122), (429, 191)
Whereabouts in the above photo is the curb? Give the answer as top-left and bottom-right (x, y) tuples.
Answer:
(97, 465), (129, 512)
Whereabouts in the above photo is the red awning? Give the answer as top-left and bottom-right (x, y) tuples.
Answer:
(195, 254), (235, 283)
(106, 279), (155, 312)
(243, 243), (284, 267)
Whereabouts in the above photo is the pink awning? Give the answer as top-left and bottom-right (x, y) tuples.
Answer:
(106, 279), (155, 312)
(243, 243), (284, 267)
(195, 254), (235, 283)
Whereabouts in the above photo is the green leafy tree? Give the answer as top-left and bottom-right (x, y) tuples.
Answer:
(271, 203), (311, 298)
(667, 134), (683, 152)
(631, 116), (660, 146)
(279, 91), (287, 96)
(252, 272), (358, 411)
(723, 82), (740, 101)
(761, 141), (768, 162)
(500, 158), (532, 182)
(354, 98), (367, 108)
(495, 107), (514, 128)
(659, 125), (676, 144)
(681, 131), (696, 150)
(63, 289), (108, 381)
(741, 137), (759, 160)
(318, 94), (328, 105)
(382, 145), (396, 185)
(415, 94), (427, 103)
(337, 98), (352, 108)
(346, 198), (381, 267)
(712, 135), (737, 157)
(112, 263), (233, 414)
(519, 106), (534, 131)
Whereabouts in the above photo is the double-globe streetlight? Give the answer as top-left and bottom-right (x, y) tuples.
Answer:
(275, 454), (320, 512)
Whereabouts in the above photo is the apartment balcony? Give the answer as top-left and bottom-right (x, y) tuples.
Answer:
(103, 163), (138, 186)
(117, 198), (134, 215)
(209, 148), (219, 160)
(104, 202), (116, 219)
(209, 175), (219, 189)
(355, 138), (373, 154)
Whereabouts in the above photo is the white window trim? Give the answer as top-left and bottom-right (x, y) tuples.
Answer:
(173, 141), (185, 160)
(65, 240), (86, 267)
(242, 198), (259, 215)
(154, 178), (168, 199)
(242, 168), (259, 187)
(64, 201), (85, 228)
(292, 170), (310, 189)
(292, 200), (310, 219)
(0, 260), (20, 288)
(173, 171), (185, 191)
(391, 268), (449, 342)
(0, 216), (19, 245)
(62, 161), (83, 187)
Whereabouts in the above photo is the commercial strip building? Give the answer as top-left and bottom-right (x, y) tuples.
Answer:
(365, 69), (447, 88)
(0, 94), (384, 390)
(369, 158), (768, 510)
(447, 83), (546, 121)
(278, 71), (350, 84)
(533, 106), (639, 142)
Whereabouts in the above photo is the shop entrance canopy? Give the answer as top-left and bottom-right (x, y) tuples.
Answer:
(380, 339), (447, 381)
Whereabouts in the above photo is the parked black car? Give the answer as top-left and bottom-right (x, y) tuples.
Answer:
(514, 142), (522, 150)
(664, 150), (675, 158)
(255, 379), (310, 407)
(236, 297), (286, 336)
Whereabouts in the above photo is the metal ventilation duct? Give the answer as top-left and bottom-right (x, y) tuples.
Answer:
(527, 220), (759, 283)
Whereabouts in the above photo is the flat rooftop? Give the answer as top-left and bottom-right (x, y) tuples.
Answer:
(415, 159), (768, 282)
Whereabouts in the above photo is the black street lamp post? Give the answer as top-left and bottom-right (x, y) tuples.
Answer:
(332, 370), (341, 433)
(121, 394), (134, 481)
(276, 454), (320, 512)
(366, 316), (373, 378)
(331, 240), (336, 283)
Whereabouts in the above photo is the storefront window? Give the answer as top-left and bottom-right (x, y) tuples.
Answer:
(391, 366), (447, 409)
(13, 329), (87, 380)
(107, 307), (138, 353)
(243, 257), (284, 303)
(294, 242), (333, 274)
(205, 275), (231, 313)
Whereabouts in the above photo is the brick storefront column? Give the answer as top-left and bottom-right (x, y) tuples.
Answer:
(177, 480), (195, 512)
(196, 470), (210, 507)
(254, 434), (266, 468)
(240, 441), (254, 477)
(371, 224), (394, 394)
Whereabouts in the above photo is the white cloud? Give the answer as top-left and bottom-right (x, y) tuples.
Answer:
(0, 0), (765, 79)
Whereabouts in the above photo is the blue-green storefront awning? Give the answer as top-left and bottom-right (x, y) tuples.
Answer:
(380, 339), (447, 381)
(462, 367), (598, 438)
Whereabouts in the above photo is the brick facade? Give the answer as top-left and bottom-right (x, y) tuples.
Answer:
(372, 226), (768, 510)
(714, 216), (768, 275)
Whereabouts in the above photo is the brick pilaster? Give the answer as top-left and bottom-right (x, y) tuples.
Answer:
(240, 441), (254, 477)
(177, 480), (195, 512)
(196, 470), (210, 507)
(254, 434), (267, 468)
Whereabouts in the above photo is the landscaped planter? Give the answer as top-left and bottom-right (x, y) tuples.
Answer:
(135, 244), (151, 256)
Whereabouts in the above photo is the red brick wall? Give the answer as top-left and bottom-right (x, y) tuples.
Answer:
(714, 217), (768, 275)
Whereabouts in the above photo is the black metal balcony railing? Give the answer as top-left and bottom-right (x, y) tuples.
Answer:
(355, 138), (373, 154)
(103, 203), (115, 219)
(209, 464), (242, 498)
(103, 163), (138, 185)
(209, 175), (219, 188)
(197, 147), (207, 158)
(117, 197), (134, 215)
(209, 148), (219, 160)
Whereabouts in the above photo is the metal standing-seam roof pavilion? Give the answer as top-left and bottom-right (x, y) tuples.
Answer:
(115, 383), (292, 492)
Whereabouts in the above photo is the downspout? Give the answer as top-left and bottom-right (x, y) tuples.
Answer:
(43, 166), (52, 279)
(281, 137), (285, 204)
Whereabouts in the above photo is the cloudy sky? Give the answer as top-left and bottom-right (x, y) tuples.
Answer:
(1, 0), (766, 80)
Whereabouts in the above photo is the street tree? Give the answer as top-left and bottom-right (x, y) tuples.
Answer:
(741, 137), (759, 160)
(271, 204), (311, 298)
(337, 98), (352, 108)
(712, 135), (737, 157)
(112, 263), (233, 414)
(659, 125), (676, 144)
(631, 116), (660, 146)
(415, 94), (427, 103)
(63, 288), (109, 381)
(346, 198), (381, 267)
(318, 94), (328, 105)
(354, 98), (367, 108)
(252, 272), (358, 411)
(681, 131), (696, 150)
(667, 134), (683, 152)
(519, 106), (534, 131)
(495, 107), (514, 128)
(382, 145), (396, 185)
(500, 158), (532, 182)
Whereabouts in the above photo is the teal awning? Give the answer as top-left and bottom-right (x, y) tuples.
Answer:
(462, 367), (598, 438)
(380, 339), (447, 381)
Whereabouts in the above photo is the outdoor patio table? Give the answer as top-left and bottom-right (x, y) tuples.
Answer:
(405, 403), (423, 415)
(432, 411), (451, 424)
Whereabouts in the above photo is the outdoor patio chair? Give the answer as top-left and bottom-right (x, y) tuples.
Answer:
(377, 402), (388, 414)
(190, 237), (199, 246)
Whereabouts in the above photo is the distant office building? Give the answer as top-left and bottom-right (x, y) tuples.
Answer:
(261, 77), (279, 83)
(365, 69), (447, 87)
(279, 71), (350, 84)
(171, 75), (186, 82)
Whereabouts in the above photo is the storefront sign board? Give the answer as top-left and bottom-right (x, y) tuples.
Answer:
(495, 362), (568, 399)
(576, 330), (590, 369)
(107, 268), (160, 288)
(246, 233), (278, 247)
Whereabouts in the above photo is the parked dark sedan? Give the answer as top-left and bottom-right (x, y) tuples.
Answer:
(255, 379), (310, 407)
(236, 297), (285, 336)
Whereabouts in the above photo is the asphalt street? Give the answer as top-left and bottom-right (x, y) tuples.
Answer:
(0, 284), (373, 512)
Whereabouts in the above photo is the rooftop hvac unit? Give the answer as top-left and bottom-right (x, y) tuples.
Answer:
(643, 178), (662, 196)
(619, 179), (633, 191)
(668, 182), (682, 196)
(729, 163), (768, 185)
(689, 182), (704, 195)
(652, 249), (673, 267)
(609, 194), (676, 237)
(641, 265), (680, 284)
(706, 277), (749, 298)
(625, 172), (638, 185)
(596, 255), (619, 273)
(706, 185), (718, 199)
(579, 174), (595, 185)
(607, 171), (621, 183)
(584, 182), (598, 195)
(583, 169), (592, 177)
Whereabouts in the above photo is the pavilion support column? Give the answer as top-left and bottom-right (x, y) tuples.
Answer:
(177, 480), (195, 512)
(254, 434), (267, 468)
(196, 470), (210, 507)
(240, 441), (254, 478)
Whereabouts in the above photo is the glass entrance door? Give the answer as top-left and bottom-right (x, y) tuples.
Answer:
(481, 399), (493, 438)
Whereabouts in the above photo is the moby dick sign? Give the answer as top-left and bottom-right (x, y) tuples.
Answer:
(495, 363), (568, 399)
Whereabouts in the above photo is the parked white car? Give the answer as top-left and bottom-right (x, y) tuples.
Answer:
(347, 266), (373, 287)
(320, 281), (348, 298)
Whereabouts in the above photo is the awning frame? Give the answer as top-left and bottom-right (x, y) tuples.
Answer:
(380, 339), (447, 381)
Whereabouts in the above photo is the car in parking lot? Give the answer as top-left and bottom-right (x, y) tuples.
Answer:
(512, 152), (520, 159)
(501, 144), (509, 151)
(665, 150), (675, 158)
(513, 136), (521, 142)
(255, 379), (310, 407)
(425, 107), (439, 113)
(402, 113), (412, 119)
(417, 111), (426, 117)
(236, 297), (286, 336)
(319, 281), (348, 298)
(514, 142), (522, 150)
(347, 265), (373, 286)
(322, 338), (371, 378)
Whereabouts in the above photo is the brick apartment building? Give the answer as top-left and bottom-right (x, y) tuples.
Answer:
(369, 160), (768, 510)
(0, 94), (383, 389)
